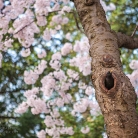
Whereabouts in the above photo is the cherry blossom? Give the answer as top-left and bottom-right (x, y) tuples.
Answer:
(52, 52), (62, 60)
(0, 0), (119, 137)
(24, 60), (47, 84)
(36, 15), (47, 26)
(100, 0), (116, 12)
(67, 69), (79, 80)
(127, 60), (138, 92)
(21, 48), (31, 57)
(81, 126), (90, 134)
(34, 0), (50, 16)
(52, 2), (60, 11)
(85, 86), (95, 96)
(37, 50), (47, 58)
(53, 69), (66, 81)
(73, 98), (89, 113)
(43, 29), (52, 41)
(61, 42), (72, 56)
(73, 41), (81, 52)
(49, 59), (61, 70)
(129, 60), (138, 70)
(24, 87), (39, 98)
(15, 101), (28, 114)
(0, 0), (3, 10)
(65, 33), (71, 40)
(61, 6), (71, 13)
(37, 130), (46, 138)
(0, 52), (2, 68)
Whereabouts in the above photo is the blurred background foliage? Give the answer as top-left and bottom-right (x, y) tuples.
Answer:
(107, 0), (138, 73)
(0, 0), (138, 138)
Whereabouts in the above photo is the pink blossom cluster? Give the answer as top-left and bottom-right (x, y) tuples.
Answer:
(0, 0), (71, 58)
(61, 43), (72, 56)
(15, 87), (47, 114)
(69, 38), (92, 76)
(0, 0), (117, 137)
(18, 42), (101, 137)
(127, 60), (138, 97)
(0, 39), (13, 51)
(72, 97), (100, 116)
(37, 49), (47, 58)
(17, 37), (101, 137)
(100, 0), (116, 12)
(0, 53), (2, 67)
(81, 126), (90, 134)
(24, 60), (47, 84)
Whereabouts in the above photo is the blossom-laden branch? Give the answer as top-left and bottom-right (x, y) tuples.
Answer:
(116, 32), (138, 49)
(2, 0), (138, 138)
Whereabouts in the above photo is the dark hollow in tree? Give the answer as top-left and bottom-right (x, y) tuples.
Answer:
(104, 71), (114, 90)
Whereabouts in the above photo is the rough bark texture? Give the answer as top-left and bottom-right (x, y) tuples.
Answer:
(73, 0), (138, 138)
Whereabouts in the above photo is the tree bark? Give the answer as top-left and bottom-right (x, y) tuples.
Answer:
(73, 0), (138, 138)
(116, 32), (138, 49)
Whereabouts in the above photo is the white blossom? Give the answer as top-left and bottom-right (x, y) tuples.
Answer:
(81, 126), (90, 134)
(52, 2), (60, 11)
(100, 0), (116, 12)
(24, 87), (39, 98)
(53, 69), (66, 81)
(0, 0), (3, 9)
(52, 15), (63, 24)
(34, 0), (49, 16)
(24, 70), (39, 84)
(62, 6), (71, 13)
(67, 69), (79, 80)
(65, 33), (71, 40)
(129, 60), (138, 70)
(15, 102), (28, 114)
(85, 86), (95, 96)
(78, 81), (87, 89)
(61, 43), (72, 56)
(43, 29), (51, 41)
(37, 130), (46, 138)
(73, 41), (81, 52)
(52, 52), (62, 60)
(49, 60), (61, 70)
(37, 50), (47, 58)
(37, 15), (47, 26)
(44, 116), (55, 127)
(0, 52), (2, 68)
(21, 48), (31, 57)
(73, 102), (87, 113)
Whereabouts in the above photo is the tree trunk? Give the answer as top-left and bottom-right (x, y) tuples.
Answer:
(73, 0), (138, 138)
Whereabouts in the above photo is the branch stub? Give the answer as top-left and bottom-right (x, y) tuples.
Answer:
(101, 54), (116, 68)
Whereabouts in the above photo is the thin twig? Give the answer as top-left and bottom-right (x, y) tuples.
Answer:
(131, 25), (138, 37)
(13, 20), (34, 35)
(72, 10), (85, 34)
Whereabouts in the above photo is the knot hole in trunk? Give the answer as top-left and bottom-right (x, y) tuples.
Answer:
(99, 71), (119, 97)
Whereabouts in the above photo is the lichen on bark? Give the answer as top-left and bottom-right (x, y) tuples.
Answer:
(73, 0), (138, 137)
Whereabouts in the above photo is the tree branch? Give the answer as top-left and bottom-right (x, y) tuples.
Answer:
(72, 10), (84, 34)
(116, 32), (138, 49)
(0, 116), (18, 119)
(74, 0), (138, 137)
(131, 25), (138, 37)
